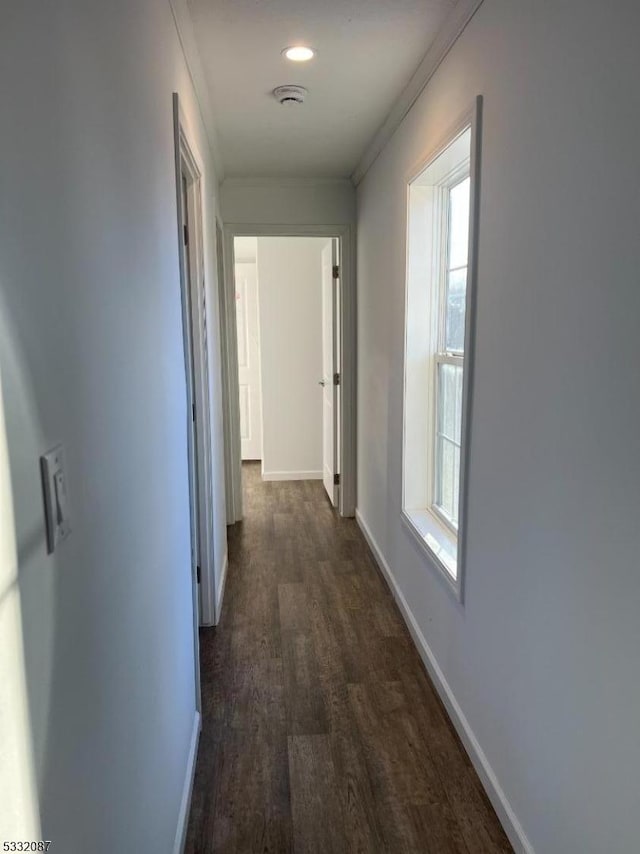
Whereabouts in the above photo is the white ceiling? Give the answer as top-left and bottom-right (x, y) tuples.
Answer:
(187, 0), (457, 178)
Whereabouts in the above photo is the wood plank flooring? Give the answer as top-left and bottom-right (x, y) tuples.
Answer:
(185, 463), (512, 853)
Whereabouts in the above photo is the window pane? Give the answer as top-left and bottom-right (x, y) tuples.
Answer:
(454, 364), (463, 444)
(438, 365), (456, 439)
(453, 444), (460, 527)
(445, 268), (467, 353)
(436, 363), (463, 529)
(449, 176), (470, 269)
(438, 362), (462, 443)
(437, 437), (455, 520)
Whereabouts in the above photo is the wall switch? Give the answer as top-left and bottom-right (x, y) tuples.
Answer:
(41, 444), (72, 554)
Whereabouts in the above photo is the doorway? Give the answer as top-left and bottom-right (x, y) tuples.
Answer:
(220, 225), (356, 519)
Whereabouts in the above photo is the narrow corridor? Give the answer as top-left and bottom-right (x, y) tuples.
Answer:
(186, 464), (511, 853)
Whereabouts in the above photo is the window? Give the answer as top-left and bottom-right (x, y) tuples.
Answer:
(434, 174), (469, 531)
(402, 101), (481, 599)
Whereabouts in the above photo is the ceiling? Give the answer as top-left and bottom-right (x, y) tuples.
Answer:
(187, 0), (457, 179)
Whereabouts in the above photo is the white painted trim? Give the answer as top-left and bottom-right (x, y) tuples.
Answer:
(214, 551), (228, 626)
(352, 0), (485, 185)
(167, 0), (225, 179)
(221, 229), (245, 524)
(173, 94), (203, 713)
(401, 509), (459, 598)
(401, 98), (483, 606)
(262, 470), (323, 482)
(216, 220), (241, 524)
(172, 711), (201, 854)
(222, 223), (357, 519)
(176, 99), (220, 630)
(221, 176), (354, 189)
(355, 509), (535, 854)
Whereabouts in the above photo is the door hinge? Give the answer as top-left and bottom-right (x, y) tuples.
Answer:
(333, 473), (340, 486)
(192, 402), (196, 422)
(332, 264), (339, 279)
(183, 224), (189, 246)
(196, 565), (201, 584)
(333, 372), (340, 386)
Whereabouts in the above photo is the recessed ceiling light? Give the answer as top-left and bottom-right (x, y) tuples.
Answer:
(283, 46), (316, 62)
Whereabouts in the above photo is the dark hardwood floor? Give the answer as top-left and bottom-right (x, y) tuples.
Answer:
(185, 463), (512, 853)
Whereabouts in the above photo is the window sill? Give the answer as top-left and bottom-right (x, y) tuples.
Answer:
(401, 507), (461, 601)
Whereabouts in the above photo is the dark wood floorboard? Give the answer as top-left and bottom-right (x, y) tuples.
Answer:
(185, 463), (512, 854)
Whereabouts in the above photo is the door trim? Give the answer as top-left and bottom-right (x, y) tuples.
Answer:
(173, 93), (216, 712)
(221, 223), (357, 519)
(174, 98), (217, 630)
(321, 238), (339, 506)
(215, 219), (236, 525)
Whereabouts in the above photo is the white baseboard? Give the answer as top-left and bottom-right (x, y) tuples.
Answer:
(215, 551), (229, 625)
(261, 470), (323, 481)
(172, 710), (201, 854)
(355, 509), (534, 854)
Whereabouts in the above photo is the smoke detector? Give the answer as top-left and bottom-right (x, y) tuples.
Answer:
(273, 85), (307, 106)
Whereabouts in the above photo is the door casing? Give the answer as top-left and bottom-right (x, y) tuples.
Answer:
(321, 238), (339, 506)
(220, 223), (356, 520)
(173, 93), (219, 716)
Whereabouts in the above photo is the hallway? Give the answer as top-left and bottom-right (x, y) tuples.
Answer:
(185, 464), (511, 853)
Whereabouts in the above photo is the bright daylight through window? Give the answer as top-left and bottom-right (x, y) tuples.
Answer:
(402, 108), (479, 598)
(435, 174), (469, 528)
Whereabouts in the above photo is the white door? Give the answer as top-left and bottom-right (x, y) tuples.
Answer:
(235, 261), (263, 460)
(178, 163), (201, 711)
(321, 240), (339, 506)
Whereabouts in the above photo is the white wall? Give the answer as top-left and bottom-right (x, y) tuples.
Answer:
(234, 235), (258, 263)
(0, 0), (227, 850)
(221, 178), (356, 226)
(0, 367), (40, 840)
(356, 1), (640, 852)
(257, 238), (325, 480)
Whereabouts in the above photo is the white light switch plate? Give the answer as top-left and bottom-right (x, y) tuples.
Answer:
(41, 444), (72, 554)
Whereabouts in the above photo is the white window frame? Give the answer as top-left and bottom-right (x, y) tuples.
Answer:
(401, 97), (482, 602)
(432, 166), (469, 536)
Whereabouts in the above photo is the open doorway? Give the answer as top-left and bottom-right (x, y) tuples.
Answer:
(233, 236), (339, 502)
(220, 226), (355, 519)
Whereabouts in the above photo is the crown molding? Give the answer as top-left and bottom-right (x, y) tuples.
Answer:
(351, 0), (485, 187)
(168, 0), (225, 180)
(221, 176), (354, 189)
